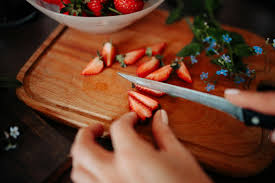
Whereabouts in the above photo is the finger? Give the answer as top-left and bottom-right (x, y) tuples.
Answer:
(110, 112), (153, 154)
(224, 89), (275, 115)
(270, 130), (275, 144)
(71, 124), (113, 174)
(71, 165), (98, 183)
(152, 110), (182, 152)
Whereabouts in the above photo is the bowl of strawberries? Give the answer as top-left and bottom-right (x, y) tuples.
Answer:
(26, 0), (164, 33)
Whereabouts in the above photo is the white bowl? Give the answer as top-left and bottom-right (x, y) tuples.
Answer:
(26, 0), (165, 34)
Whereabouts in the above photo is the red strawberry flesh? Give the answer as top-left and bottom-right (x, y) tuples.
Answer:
(128, 91), (159, 111)
(145, 65), (172, 82)
(137, 57), (160, 78)
(128, 96), (152, 120)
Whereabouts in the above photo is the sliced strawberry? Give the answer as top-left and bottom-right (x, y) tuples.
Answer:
(128, 96), (152, 120)
(134, 84), (166, 97)
(137, 57), (160, 78)
(146, 42), (166, 56)
(128, 91), (159, 111)
(81, 56), (104, 75)
(176, 62), (192, 83)
(102, 41), (116, 67)
(117, 48), (145, 67)
(145, 65), (172, 82)
(43, 0), (61, 5)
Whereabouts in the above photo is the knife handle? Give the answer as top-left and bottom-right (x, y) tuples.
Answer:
(243, 109), (275, 130)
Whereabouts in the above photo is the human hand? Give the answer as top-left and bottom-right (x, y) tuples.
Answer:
(224, 89), (275, 144)
(70, 110), (212, 183)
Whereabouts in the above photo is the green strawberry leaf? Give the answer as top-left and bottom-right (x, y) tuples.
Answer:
(116, 55), (126, 68)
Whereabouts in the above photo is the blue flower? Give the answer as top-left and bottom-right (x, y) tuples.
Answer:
(190, 55), (198, 64)
(273, 39), (275, 49)
(196, 52), (200, 56)
(200, 72), (208, 80)
(203, 36), (215, 43)
(206, 83), (215, 92)
(216, 69), (228, 76)
(221, 54), (231, 63)
(235, 76), (245, 84)
(246, 68), (255, 77)
(253, 46), (263, 55)
(222, 34), (232, 44)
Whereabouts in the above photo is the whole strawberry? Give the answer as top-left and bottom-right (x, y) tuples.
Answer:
(87, 0), (107, 16)
(114, 0), (144, 14)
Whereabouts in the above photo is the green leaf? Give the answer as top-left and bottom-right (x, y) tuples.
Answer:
(116, 55), (126, 68)
(205, 0), (221, 16)
(146, 48), (152, 57)
(233, 44), (255, 57)
(177, 42), (203, 57)
(166, 0), (185, 24)
(228, 31), (246, 46)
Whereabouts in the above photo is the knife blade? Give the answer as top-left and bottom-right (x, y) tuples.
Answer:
(118, 72), (275, 130)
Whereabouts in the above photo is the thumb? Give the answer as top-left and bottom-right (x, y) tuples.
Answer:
(224, 89), (275, 115)
(152, 110), (183, 152)
(270, 130), (275, 144)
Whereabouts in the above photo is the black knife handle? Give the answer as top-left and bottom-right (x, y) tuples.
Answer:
(243, 109), (275, 130)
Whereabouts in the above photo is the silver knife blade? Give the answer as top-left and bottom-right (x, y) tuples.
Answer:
(118, 72), (244, 122)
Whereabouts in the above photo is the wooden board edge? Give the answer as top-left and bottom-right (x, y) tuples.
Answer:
(16, 24), (66, 83)
(16, 87), (275, 177)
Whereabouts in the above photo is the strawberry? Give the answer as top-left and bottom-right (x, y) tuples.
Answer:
(102, 41), (116, 67)
(176, 62), (192, 83)
(145, 65), (172, 82)
(87, 0), (105, 16)
(128, 91), (159, 110)
(128, 96), (152, 120)
(59, 0), (71, 10)
(81, 55), (104, 75)
(116, 48), (145, 67)
(114, 0), (144, 14)
(134, 84), (166, 97)
(137, 57), (160, 78)
(146, 42), (166, 56)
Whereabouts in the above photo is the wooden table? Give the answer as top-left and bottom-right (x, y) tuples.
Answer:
(0, 0), (274, 182)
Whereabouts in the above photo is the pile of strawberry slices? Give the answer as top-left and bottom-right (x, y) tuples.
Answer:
(82, 41), (193, 121)
(43, 0), (144, 16)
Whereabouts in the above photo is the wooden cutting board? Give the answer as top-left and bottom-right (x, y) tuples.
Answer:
(16, 10), (275, 177)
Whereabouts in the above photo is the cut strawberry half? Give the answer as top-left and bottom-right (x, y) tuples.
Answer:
(176, 62), (192, 83)
(146, 42), (166, 56)
(81, 56), (104, 75)
(134, 84), (166, 97)
(102, 41), (116, 67)
(145, 65), (172, 82)
(128, 96), (152, 120)
(116, 48), (145, 67)
(128, 91), (159, 111)
(137, 57), (160, 78)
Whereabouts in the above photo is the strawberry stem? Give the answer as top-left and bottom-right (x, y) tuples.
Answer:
(108, 7), (123, 15)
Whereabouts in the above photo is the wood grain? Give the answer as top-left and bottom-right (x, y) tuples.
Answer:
(16, 10), (275, 177)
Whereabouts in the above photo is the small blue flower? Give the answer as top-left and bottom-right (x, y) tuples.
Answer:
(206, 83), (215, 92)
(203, 36), (214, 43)
(253, 46), (263, 55)
(273, 39), (275, 49)
(222, 34), (232, 44)
(200, 72), (208, 80)
(190, 55), (198, 64)
(235, 77), (245, 84)
(221, 54), (231, 63)
(216, 69), (228, 76)
(196, 52), (200, 56)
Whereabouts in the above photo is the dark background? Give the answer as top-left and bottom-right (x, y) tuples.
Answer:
(0, 0), (274, 182)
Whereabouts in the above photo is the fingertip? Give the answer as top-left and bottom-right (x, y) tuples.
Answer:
(271, 131), (275, 144)
(153, 109), (168, 125)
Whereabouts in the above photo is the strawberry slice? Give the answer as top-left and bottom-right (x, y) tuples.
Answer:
(146, 42), (166, 56)
(128, 96), (152, 120)
(116, 48), (145, 67)
(102, 41), (116, 67)
(176, 62), (192, 83)
(43, 0), (61, 5)
(145, 65), (172, 82)
(134, 84), (166, 97)
(81, 56), (104, 75)
(128, 91), (159, 111)
(137, 57), (160, 78)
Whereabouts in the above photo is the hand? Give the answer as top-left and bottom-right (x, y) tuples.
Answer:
(224, 89), (275, 144)
(70, 110), (212, 183)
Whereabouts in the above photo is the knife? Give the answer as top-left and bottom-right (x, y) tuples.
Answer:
(118, 72), (275, 130)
